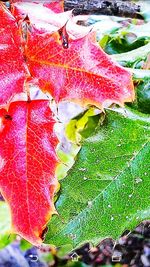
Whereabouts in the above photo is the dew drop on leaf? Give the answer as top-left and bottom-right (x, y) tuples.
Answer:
(69, 233), (77, 240)
(79, 168), (87, 172)
(88, 201), (92, 208)
(135, 177), (142, 184)
(117, 144), (121, 147)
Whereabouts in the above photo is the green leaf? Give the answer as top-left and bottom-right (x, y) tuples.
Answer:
(136, 78), (150, 114)
(102, 35), (150, 55)
(112, 42), (150, 63)
(20, 239), (32, 251)
(128, 77), (150, 114)
(65, 108), (101, 144)
(46, 108), (150, 249)
(56, 144), (81, 181)
(0, 201), (15, 249)
(99, 35), (109, 49)
(109, 37), (148, 55)
(98, 20), (150, 55)
(56, 109), (104, 183)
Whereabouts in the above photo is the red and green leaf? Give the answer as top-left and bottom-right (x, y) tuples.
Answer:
(0, 2), (136, 247)
(0, 100), (58, 246)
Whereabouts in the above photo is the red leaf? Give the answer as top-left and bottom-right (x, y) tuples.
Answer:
(44, 1), (64, 13)
(11, 0), (64, 11)
(11, 1), (71, 34)
(0, 3), (26, 106)
(0, 100), (58, 245)
(26, 30), (134, 108)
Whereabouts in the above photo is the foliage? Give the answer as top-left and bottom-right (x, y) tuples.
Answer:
(0, 101), (58, 246)
(46, 107), (150, 248)
(99, 22), (150, 55)
(0, 0), (149, 254)
(0, 202), (15, 249)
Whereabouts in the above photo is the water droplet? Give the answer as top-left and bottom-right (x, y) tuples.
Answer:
(88, 201), (92, 208)
(108, 204), (111, 208)
(129, 194), (133, 198)
(111, 216), (114, 221)
(83, 176), (88, 180)
(79, 168), (87, 172)
(135, 177), (142, 184)
(69, 233), (76, 240)
(117, 144), (121, 147)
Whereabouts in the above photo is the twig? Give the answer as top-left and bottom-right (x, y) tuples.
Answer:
(64, 0), (142, 19)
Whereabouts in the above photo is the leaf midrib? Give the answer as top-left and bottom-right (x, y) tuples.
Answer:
(51, 140), (149, 240)
(29, 58), (125, 87)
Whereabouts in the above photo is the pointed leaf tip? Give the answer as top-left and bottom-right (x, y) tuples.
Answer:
(26, 31), (134, 109)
